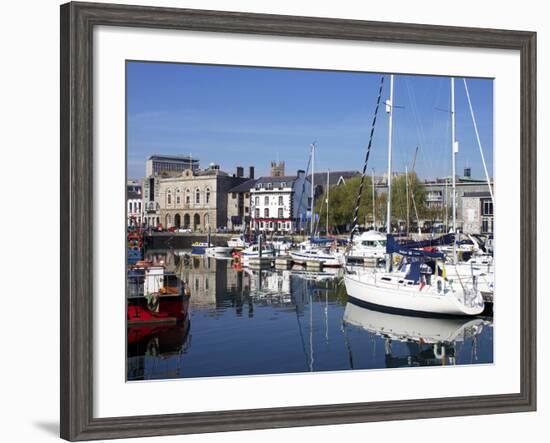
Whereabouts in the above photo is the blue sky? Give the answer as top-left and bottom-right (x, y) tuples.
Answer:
(127, 61), (493, 181)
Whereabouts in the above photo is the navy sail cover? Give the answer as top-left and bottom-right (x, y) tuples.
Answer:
(386, 235), (445, 260)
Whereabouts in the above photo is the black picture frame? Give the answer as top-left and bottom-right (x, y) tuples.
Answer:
(60, 1), (537, 441)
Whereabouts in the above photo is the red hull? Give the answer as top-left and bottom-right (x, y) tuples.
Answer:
(127, 295), (188, 324)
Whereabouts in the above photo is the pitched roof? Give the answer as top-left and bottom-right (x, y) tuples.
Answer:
(228, 179), (258, 193)
(254, 176), (300, 185)
(307, 170), (360, 186)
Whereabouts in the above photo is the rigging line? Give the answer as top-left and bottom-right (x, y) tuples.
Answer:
(350, 75), (385, 243)
(405, 77), (427, 150)
(462, 79), (494, 204)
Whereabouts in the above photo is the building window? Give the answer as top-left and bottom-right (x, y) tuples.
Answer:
(269, 222), (273, 229)
(138, 202), (141, 212)
(260, 222), (264, 229)
(167, 190), (172, 205)
(278, 196), (284, 205)
(482, 200), (493, 216)
(255, 208), (260, 218)
(267, 183), (272, 189)
(206, 188), (211, 204)
(232, 193), (236, 199)
(245, 207), (249, 214)
(255, 196), (259, 206)
(176, 189), (181, 205)
(264, 196), (269, 206)
(278, 208), (283, 218)
(195, 188), (200, 204)
(264, 208), (269, 218)
(186, 189), (190, 204)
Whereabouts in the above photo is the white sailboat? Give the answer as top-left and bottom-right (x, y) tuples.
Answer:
(290, 145), (345, 267)
(343, 74), (484, 317)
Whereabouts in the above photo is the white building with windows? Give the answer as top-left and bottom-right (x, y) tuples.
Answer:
(250, 170), (311, 233)
(127, 180), (143, 227)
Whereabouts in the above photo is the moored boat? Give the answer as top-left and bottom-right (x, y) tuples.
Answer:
(290, 239), (345, 267)
(127, 262), (188, 324)
(344, 236), (484, 317)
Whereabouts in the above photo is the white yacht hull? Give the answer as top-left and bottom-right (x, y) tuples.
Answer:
(344, 272), (484, 317)
(290, 250), (344, 267)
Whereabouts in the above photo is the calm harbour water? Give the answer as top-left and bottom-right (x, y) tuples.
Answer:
(127, 249), (493, 381)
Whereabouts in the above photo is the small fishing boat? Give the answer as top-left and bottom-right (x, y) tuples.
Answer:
(127, 262), (188, 324)
(344, 236), (485, 317)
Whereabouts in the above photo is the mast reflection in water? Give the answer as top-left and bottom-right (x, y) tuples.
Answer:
(127, 249), (493, 381)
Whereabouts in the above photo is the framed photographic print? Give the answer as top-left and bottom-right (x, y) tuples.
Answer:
(60, 1), (537, 440)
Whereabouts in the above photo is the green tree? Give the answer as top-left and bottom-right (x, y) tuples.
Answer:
(314, 176), (375, 231)
(313, 173), (427, 233)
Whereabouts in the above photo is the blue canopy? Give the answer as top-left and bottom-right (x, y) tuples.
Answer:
(399, 233), (454, 249)
(386, 235), (445, 260)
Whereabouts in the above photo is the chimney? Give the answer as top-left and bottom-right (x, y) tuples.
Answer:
(249, 166), (255, 179)
(236, 166), (244, 177)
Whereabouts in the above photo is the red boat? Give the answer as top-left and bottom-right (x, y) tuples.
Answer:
(127, 262), (188, 324)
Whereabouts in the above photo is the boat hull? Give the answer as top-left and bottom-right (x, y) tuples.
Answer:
(344, 273), (484, 317)
(290, 251), (343, 267)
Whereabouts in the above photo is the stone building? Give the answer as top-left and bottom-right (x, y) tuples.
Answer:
(142, 155), (200, 228)
(145, 154), (199, 177)
(373, 168), (493, 230)
(158, 164), (247, 232)
(462, 191), (494, 235)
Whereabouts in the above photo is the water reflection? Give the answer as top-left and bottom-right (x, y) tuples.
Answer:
(127, 249), (493, 380)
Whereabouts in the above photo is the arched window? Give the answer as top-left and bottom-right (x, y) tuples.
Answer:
(167, 189), (172, 205)
(195, 188), (201, 204)
(264, 208), (269, 218)
(185, 189), (190, 204)
(264, 196), (269, 205)
(176, 188), (181, 205)
(205, 188), (211, 204)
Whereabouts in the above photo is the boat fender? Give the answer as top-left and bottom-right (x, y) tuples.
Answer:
(433, 343), (446, 360)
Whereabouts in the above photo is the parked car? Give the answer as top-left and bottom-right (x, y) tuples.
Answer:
(177, 228), (192, 233)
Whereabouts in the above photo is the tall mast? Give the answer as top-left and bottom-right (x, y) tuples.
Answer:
(386, 74), (394, 235)
(405, 166), (410, 236)
(326, 170), (330, 234)
(372, 168), (376, 229)
(310, 143), (315, 237)
(451, 78), (457, 262)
